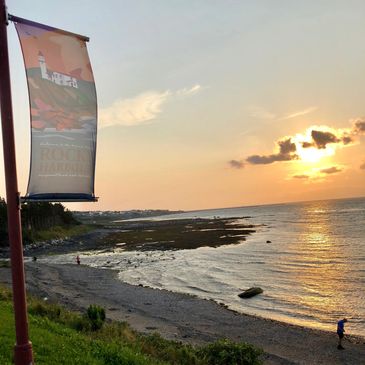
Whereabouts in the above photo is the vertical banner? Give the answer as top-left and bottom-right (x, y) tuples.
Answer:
(14, 18), (97, 201)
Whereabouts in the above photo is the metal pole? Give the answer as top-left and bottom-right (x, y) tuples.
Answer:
(0, 1), (34, 364)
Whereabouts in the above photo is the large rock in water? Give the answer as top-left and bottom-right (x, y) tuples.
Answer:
(238, 287), (263, 299)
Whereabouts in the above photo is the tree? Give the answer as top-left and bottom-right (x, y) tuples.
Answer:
(0, 197), (79, 246)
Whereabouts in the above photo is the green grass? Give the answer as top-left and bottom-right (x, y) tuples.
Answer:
(32, 224), (96, 242)
(0, 260), (10, 268)
(0, 286), (263, 365)
(0, 300), (166, 365)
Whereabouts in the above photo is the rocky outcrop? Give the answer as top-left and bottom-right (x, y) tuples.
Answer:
(238, 287), (263, 298)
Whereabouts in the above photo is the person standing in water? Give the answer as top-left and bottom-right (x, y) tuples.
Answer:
(337, 318), (347, 350)
(76, 255), (80, 265)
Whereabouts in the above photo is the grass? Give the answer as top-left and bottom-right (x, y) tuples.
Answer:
(32, 224), (97, 242)
(0, 302), (165, 365)
(0, 286), (263, 365)
(0, 260), (10, 268)
(0, 296), (167, 365)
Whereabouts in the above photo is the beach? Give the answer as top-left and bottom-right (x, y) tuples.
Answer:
(27, 199), (365, 338)
(0, 261), (365, 365)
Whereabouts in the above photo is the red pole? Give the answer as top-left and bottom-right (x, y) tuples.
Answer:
(0, 1), (34, 364)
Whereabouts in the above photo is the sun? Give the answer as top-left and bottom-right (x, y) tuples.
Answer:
(296, 146), (335, 163)
(292, 130), (336, 163)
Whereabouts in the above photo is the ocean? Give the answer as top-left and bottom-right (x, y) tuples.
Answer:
(46, 197), (365, 337)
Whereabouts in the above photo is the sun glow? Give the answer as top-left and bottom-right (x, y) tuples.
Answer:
(292, 129), (337, 163)
(296, 146), (335, 163)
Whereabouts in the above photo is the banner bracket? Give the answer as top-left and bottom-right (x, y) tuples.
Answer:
(20, 196), (99, 203)
(8, 14), (90, 41)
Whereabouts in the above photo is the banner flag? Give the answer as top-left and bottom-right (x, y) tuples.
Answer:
(14, 17), (97, 201)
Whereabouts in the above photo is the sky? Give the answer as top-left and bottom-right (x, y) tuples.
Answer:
(2, 0), (365, 211)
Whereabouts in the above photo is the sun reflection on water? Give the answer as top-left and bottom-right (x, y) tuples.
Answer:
(287, 202), (352, 326)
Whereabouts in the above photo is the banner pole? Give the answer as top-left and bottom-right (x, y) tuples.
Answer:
(0, 1), (34, 364)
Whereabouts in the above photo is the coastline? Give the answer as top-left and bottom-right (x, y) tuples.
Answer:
(1, 262), (364, 365)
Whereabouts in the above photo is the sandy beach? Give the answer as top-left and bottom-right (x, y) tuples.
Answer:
(1, 261), (364, 365)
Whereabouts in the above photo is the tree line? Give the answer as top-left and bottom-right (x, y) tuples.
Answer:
(0, 198), (79, 247)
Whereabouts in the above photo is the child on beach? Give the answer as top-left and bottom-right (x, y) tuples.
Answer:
(337, 318), (347, 350)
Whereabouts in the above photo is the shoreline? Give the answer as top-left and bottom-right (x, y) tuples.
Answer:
(1, 262), (364, 364)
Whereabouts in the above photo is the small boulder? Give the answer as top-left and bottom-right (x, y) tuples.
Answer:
(266, 240), (271, 243)
(238, 287), (263, 299)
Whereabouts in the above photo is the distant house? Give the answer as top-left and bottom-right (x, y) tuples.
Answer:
(38, 51), (78, 89)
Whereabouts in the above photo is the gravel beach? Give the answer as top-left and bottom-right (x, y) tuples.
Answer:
(1, 262), (364, 365)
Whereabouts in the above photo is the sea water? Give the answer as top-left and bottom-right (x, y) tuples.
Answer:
(47, 197), (365, 336)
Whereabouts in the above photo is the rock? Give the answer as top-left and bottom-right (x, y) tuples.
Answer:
(266, 240), (271, 243)
(238, 287), (263, 299)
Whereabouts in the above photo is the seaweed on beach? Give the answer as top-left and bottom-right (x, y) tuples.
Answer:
(101, 218), (256, 251)
(22, 217), (258, 256)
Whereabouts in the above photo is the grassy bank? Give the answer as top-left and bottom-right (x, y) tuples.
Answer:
(30, 224), (97, 242)
(0, 286), (262, 365)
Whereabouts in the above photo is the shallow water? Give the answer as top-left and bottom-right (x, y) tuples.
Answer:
(44, 197), (365, 337)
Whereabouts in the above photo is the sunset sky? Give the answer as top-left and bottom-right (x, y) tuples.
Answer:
(2, 0), (365, 211)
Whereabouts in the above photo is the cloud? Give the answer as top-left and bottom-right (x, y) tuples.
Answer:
(310, 130), (340, 149)
(99, 85), (201, 127)
(360, 162), (365, 170)
(247, 106), (276, 120)
(246, 154), (292, 164)
(352, 119), (365, 134)
(282, 106), (318, 120)
(229, 160), (244, 169)
(99, 91), (170, 127)
(301, 141), (313, 148)
(292, 174), (310, 179)
(299, 122), (362, 151)
(319, 166), (343, 175)
(278, 138), (297, 154)
(176, 84), (202, 97)
(233, 118), (365, 171)
(247, 105), (317, 121)
(246, 137), (298, 165)
(342, 135), (353, 145)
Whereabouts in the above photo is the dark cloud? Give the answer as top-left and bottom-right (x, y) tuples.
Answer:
(293, 174), (309, 179)
(237, 119), (364, 170)
(342, 135), (353, 145)
(320, 166), (343, 174)
(278, 138), (296, 154)
(353, 120), (365, 134)
(246, 153), (293, 164)
(311, 130), (340, 149)
(246, 138), (298, 165)
(301, 128), (354, 150)
(229, 160), (244, 169)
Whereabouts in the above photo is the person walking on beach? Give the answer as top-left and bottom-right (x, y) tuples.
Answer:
(337, 318), (347, 350)
(76, 255), (80, 265)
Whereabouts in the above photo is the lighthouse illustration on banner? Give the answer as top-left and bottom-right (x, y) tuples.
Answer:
(38, 51), (78, 88)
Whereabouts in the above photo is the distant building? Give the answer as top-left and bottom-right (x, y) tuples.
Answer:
(38, 51), (78, 89)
